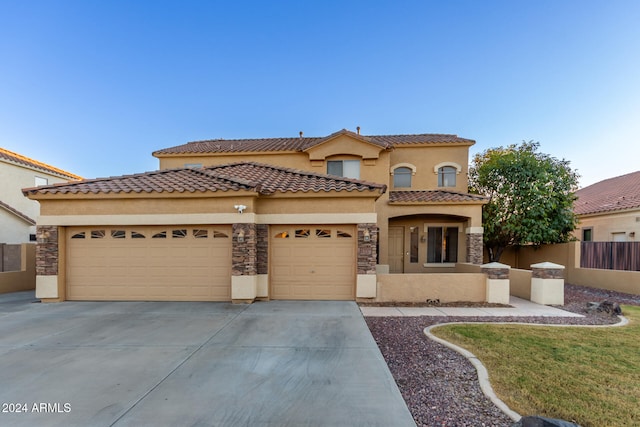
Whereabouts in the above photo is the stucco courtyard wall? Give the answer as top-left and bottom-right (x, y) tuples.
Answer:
(369, 272), (485, 303)
(503, 242), (640, 296)
(0, 244), (35, 293)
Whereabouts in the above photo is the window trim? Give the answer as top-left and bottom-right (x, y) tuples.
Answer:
(326, 159), (361, 179)
(390, 163), (416, 188)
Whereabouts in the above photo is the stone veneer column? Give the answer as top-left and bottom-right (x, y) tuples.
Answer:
(231, 223), (258, 302)
(466, 228), (484, 264)
(35, 225), (61, 300)
(255, 224), (269, 298)
(530, 262), (565, 305)
(356, 224), (378, 298)
(481, 262), (511, 304)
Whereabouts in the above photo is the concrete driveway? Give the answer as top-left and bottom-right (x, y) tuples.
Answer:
(0, 291), (415, 427)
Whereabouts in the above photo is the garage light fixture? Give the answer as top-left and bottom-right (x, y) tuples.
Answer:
(234, 204), (247, 214)
(237, 229), (245, 243)
(363, 229), (371, 242)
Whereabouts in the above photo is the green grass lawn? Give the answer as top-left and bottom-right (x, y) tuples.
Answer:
(431, 306), (640, 427)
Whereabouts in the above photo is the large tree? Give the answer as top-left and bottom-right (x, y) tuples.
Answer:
(469, 141), (579, 262)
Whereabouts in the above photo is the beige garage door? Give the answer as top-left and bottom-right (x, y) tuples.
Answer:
(270, 225), (356, 300)
(66, 226), (232, 301)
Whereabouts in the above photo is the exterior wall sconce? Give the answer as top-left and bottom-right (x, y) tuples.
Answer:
(37, 230), (50, 243)
(234, 204), (247, 214)
(237, 229), (245, 243)
(363, 229), (371, 242)
(630, 232), (636, 238)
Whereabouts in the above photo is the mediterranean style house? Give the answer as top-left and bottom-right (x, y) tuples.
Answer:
(23, 128), (487, 302)
(1, 147), (81, 244)
(574, 170), (640, 242)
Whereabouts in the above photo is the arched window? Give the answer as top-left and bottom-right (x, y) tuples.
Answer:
(438, 166), (457, 187)
(393, 167), (413, 188)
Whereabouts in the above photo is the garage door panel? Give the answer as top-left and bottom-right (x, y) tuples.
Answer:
(67, 226), (232, 301)
(270, 225), (356, 300)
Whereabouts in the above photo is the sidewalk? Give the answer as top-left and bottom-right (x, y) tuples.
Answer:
(359, 296), (583, 318)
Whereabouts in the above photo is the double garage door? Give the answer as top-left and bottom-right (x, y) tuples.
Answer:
(66, 224), (357, 301)
(66, 226), (232, 301)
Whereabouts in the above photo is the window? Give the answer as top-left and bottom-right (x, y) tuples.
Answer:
(111, 230), (126, 239)
(316, 229), (331, 238)
(582, 228), (593, 242)
(35, 177), (48, 186)
(213, 230), (229, 238)
(91, 230), (106, 239)
(274, 231), (289, 238)
(172, 229), (187, 238)
(327, 160), (360, 179)
(131, 231), (146, 239)
(193, 229), (208, 239)
(184, 163), (202, 169)
(295, 229), (310, 238)
(393, 167), (412, 188)
(152, 231), (167, 239)
(71, 232), (86, 239)
(426, 226), (458, 263)
(337, 230), (352, 238)
(438, 166), (457, 187)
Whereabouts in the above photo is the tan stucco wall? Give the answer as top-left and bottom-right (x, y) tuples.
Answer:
(510, 268), (532, 300)
(0, 243), (35, 293)
(159, 152), (308, 170)
(38, 195), (258, 216)
(373, 273), (485, 303)
(576, 210), (640, 242)
(305, 135), (385, 161)
(502, 242), (640, 296)
(389, 145), (470, 192)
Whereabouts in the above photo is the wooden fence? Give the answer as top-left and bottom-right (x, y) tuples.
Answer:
(580, 242), (640, 271)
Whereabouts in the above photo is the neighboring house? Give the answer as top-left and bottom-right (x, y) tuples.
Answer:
(574, 171), (640, 242)
(23, 128), (487, 303)
(1, 147), (81, 243)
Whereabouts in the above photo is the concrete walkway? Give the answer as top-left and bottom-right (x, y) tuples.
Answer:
(359, 296), (584, 317)
(0, 292), (416, 427)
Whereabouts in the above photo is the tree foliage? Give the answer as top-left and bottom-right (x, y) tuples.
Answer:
(469, 141), (579, 262)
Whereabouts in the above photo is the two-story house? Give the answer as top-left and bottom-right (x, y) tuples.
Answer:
(23, 128), (487, 303)
(1, 147), (81, 244)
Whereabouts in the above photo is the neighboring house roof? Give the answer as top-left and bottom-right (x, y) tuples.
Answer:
(389, 190), (489, 204)
(0, 200), (36, 225)
(153, 129), (475, 156)
(0, 147), (82, 180)
(574, 171), (640, 215)
(22, 162), (386, 197)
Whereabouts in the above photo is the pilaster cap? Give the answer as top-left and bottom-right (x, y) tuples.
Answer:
(531, 262), (565, 269)
(481, 262), (511, 269)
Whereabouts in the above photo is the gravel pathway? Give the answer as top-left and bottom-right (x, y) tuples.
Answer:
(365, 283), (640, 427)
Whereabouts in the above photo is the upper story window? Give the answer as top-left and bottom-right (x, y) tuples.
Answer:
(35, 177), (48, 186)
(327, 160), (360, 179)
(582, 228), (593, 242)
(393, 167), (413, 188)
(437, 166), (457, 187)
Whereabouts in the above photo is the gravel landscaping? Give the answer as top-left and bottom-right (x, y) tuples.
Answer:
(365, 284), (640, 427)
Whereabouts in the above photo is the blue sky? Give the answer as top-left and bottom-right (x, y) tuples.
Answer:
(1, 1), (639, 187)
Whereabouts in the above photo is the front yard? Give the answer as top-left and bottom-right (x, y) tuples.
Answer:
(366, 284), (640, 427)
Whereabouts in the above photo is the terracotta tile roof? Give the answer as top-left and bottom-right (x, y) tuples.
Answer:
(0, 200), (36, 225)
(153, 129), (474, 156)
(574, 171), (640, 215)
(0, 147), (82, 180)
(22, 162), (386, 197)
(389, 190), (489, 204)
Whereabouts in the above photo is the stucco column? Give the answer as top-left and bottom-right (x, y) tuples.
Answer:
(466, 227), (484, 264)
(231, 223), (258, 303)
(530, 262), (565, 305)
(481, 262), (510, 304)
(356, 224), (378, 298)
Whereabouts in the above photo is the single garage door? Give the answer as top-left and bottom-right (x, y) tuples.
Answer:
(66, 226), (232, 301)
(270, 225), (356, 300)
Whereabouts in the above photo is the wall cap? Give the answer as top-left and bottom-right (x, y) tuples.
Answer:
(531, 262), (565, 269)
(481, 262), (511, 269)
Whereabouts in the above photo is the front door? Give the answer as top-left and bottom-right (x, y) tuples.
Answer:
(388, 226), (404, 273)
